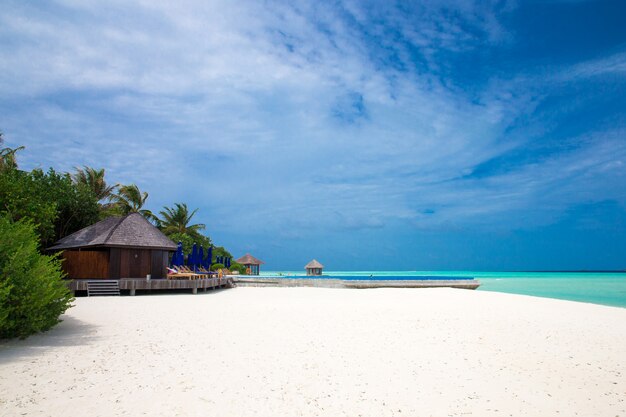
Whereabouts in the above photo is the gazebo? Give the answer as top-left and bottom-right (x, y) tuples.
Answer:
(305, 259), (324, 276)
(235, 253), (264, 275)
(48, 213), (177, 280)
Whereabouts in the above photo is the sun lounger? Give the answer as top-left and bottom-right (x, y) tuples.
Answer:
(167, 267), (202, 280)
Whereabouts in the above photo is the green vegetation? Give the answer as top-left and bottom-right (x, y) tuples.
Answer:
(73, 166), (117, 203)
(228, 262), (246, 274)
(110, 184), (157, 222)
(0, 214), (73, 339)
(159, 203), (206, 242)
(0, 165), (100, 249)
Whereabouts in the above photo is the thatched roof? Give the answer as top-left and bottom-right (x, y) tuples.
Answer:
(305, 259), (324, 269)
(48, 213), (177, 251)
(235, 253), (264, 265)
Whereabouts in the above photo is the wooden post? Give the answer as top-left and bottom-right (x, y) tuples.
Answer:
(130, 288), (136, 296)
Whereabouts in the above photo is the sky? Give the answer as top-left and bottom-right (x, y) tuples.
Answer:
(1, 0), (625, 271)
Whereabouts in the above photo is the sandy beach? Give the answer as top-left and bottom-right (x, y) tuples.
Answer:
(1, 287), (625, 417)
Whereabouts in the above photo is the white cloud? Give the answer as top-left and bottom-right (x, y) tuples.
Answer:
(0, 0), (624, 244)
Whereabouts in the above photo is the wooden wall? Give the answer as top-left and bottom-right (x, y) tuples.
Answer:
(109, 248), (169, 279)
(119, 249), (150, 278)
(62, 250), (109, 279)
(63, 248), (171, 279)
(150, 250), (169, 280)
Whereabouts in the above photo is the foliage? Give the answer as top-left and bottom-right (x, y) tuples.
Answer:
(0, 168), (57, 244)
(167, 232), (212, 256)
(212, 246), (232, 260)
(110, 183), (156, 222)
(159, 203), (206, 242)
(73, 166), (117, 203)
(31, 168), (101, 246)
(211, 263), (225, 270)
(0, 166), (100, 249)
(0, 133), (24, 173)
(229, 262), (246, 274)
(0, 214), (73, 339)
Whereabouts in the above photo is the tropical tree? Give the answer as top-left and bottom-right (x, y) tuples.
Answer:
(110, 184), (156, 221)
(73, 166), (117, 202)
(0, 141), (99, 248)
(0, 133), (24, 173)
(159, 203), (206, 241)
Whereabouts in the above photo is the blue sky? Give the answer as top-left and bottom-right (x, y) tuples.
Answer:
(1, 0), (625, 271)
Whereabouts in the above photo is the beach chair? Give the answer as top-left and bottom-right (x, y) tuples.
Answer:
(198, 266), (217, 276)
(167, 267), (200, 280)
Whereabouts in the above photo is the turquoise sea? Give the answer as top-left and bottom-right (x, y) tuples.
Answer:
(261, 271), (626, 308)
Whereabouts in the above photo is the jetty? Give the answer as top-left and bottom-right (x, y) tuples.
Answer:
(233, 276), (480, 290)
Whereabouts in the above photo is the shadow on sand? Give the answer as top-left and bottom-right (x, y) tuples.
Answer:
(0, 315), (100, 362)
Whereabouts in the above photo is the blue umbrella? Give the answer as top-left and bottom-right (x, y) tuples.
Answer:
(189, 243), (199, 270)
(205, 246), (213, 270)
(172, 241), (184, 267)
(198, 245), (204, 270)
(225, 257), (231, 268)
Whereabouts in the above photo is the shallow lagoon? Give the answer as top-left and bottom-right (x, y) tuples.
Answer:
(262, 270), (626, 308)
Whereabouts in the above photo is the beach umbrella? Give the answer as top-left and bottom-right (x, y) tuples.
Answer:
(226, 257), (231, 268)
(198, 245), (204, 270)
(172, 241), (184, 266)
(189, 243), (199, 270)
(205, 246), (213, 269)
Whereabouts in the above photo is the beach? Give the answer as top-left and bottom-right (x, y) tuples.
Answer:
(1, 287), (625, 417)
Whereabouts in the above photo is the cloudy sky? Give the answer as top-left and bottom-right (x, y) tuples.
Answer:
(1, 0), (625, 270)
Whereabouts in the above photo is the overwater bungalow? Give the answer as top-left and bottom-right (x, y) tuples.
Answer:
(235, 253), (264, 275)
(48, 213), (229, 295)
(305, 259), (324, 276)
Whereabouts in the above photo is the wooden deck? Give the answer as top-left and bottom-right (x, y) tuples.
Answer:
(68, 277), (234, 295)
(234, 277), (480, 290)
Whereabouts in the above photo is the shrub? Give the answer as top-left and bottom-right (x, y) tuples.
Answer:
(0, 214), (74, 339)
(229, 262), (246, 274)
(211, 263), (225, 271)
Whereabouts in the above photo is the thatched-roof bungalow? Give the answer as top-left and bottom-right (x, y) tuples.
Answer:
(305, 259), (324, 276)
(235, 253), (264, 275)
(48, 213), (177, 280)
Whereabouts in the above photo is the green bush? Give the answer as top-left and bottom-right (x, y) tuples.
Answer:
(211, 263), (225, 271)
(0, 214), (74, 339)
(229, 262), (246, 274)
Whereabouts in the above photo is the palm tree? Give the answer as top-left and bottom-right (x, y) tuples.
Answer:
(73, 166), (117, 202)
(0, 133), (24, 172)
(111, 184), (156, 221)
(159, 203), (206, 240)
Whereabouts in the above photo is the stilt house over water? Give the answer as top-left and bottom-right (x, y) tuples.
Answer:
(305, 259), (324, 276)
(235, 253), (264, 275)
(48, 213), (177, 280)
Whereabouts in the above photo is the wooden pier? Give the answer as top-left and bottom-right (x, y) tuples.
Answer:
(68, 277), (234, 296)
(234, 277), (480, 290)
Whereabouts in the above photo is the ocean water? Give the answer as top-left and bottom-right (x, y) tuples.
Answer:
(261, 270), (626, 308)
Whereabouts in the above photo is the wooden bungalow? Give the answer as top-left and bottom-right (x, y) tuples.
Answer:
(235, 253), (264, 275)
(305, 259), (324, 276)
(48, 213), (177, 280)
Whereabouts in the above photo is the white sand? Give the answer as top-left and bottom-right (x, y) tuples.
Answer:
(1, 287), (625, 417)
